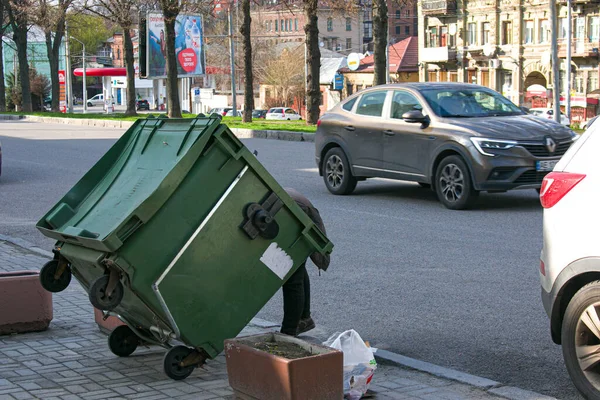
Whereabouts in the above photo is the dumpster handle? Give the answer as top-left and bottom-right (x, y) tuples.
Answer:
(151, 165), (250, 339)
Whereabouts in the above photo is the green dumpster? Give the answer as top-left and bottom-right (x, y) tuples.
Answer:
(36, 116), (333, 380)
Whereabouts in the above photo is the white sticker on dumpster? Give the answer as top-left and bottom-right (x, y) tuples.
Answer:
(260, 243), (293, 280)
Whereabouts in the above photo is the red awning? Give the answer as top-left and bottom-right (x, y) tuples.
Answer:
(73, 68), (127, 77)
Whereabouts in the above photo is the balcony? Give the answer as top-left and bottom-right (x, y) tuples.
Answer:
(421, 0), (456, 16)
(558, 38), (600, 58)
(421, 46), (457, 63)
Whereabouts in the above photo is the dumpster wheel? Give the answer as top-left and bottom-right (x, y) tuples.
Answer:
(89, 275), (124, 311)
(39, 259), (71, 293)
(108, 325), (139, 357)
(163, 346), (204, 380)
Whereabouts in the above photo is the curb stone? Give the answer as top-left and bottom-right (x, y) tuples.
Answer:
(0, 239), (556, 400)
(375, 349), (557, 400)
(4, 115), (315, 142)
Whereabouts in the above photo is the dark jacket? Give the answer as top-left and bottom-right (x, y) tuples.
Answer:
(285, 188), (330, 271)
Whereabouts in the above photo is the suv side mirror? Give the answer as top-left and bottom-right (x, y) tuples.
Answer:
(402, 110), (428, 124)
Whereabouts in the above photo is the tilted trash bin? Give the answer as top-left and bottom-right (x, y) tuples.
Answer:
(36, 115), (333, 380)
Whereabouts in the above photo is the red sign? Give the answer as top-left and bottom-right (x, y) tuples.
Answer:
(58, 70), (66, 85)
(177, 49), (198, 73)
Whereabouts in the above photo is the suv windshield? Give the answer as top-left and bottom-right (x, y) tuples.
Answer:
(420, 87), (524, 118)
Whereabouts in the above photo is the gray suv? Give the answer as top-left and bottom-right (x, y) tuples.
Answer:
(315, 83), (577, 209)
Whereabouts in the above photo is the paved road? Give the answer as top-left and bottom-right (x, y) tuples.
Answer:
(0, 121), (579, 399)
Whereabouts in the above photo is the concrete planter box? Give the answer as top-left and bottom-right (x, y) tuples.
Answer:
(225, 332), (343, 400)
(0, 271), (52, 334)
(93, 308), (125, 334)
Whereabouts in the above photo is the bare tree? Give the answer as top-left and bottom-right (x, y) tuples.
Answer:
(0, 0), (8, 111)
(84, 0), (138, 116)
(6, 0), (33, 112)
(240, 0), (253, 122)
(372, 0), (387, 85)
(255, 45), (304, 106)
(30, 0), (72, 112)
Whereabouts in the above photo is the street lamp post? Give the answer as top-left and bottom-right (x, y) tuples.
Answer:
(70, 36), (87, 114)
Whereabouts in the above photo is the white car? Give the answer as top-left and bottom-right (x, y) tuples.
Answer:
(540, 122), (600, 398)
(265, 107), (302, 121)
(225, 109), (243, 117)
(87, 94), (114, 107)
(530, 107), (570, 126)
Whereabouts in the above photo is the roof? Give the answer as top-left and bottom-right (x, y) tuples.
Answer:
(320, 57), (346, 84)
(339, 36), (418, 74)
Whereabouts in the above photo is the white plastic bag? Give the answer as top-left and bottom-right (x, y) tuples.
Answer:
(324, 330), (377, 399)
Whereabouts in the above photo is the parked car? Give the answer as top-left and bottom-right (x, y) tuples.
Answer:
(252, 109), (267, 119)
(266, 107), (302, 120)
(530, 107), (571, 126)
(87, 94), (114, 107)
(581, 115), (599, 131)
(225, 109), (243, 117)
(136, 99), (150, 111)
(208, 107), (233, 116)
(539, 121), (600, 399)
(315, 83), (578, 209)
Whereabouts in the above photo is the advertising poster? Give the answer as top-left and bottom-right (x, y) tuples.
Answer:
(58, 70), (66, 113)
(147, 12), (205, 78)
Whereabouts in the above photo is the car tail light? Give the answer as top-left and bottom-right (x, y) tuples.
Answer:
(317, 119), (322, 127)
(540, 172), (586, 208)
(540, 260), (546, 276)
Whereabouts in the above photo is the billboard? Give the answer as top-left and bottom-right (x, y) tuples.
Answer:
(146, 12), (205, 78)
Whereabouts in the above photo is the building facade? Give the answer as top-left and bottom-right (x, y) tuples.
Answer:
(418, 0), (600, 122)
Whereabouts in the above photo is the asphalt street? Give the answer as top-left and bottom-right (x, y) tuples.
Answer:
(0, 121), (579, 399)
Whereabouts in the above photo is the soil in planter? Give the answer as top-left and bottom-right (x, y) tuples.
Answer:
(251, 341), (313, 359)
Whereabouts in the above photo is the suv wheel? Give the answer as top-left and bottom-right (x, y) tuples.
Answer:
(323, 148), (357, 195)
(562, 281), (600, 399)
(435, 156), (477, 210)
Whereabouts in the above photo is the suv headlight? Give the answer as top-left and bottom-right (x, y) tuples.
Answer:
(470, 138), (517, 157)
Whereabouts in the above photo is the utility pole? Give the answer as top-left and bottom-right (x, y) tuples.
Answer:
(385, 30), (390, 84)
(65, 22), (74, 113)
(228, 4), (237, 113)
(566, 0), (572, 122)
(550, 0), (561, 124)
(83, 43), (87, 114)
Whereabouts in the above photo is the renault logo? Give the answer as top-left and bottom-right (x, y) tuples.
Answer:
(545, 137), (557, 153)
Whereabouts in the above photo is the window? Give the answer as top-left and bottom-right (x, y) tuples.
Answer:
(281, 19), (285, 32)
(441, 26), (448, 46)
(405, 26), (410, 35)
(346, 18), (352, 31)
(428, 27), (438, 47)
(346, 38), (352, 50)
(559, 18), (568, 39)
(501, 21), (512, 45)
(405, 10), (409, 17)
(482, 22), (491, 45)
(588, 75), (599, 92)
(575, 71), (585, 93)
(590, 17), (600, 41)
(390, 91), (423, 119)
(468, 23), (477, 46)
(364, 22), (373, 39)
(275, 20), (278, 31)
(539, 20), (549, 43)
(524, 20), (534, 44)
(295, 18), (298, 31)
(117, 49), (121, 60)
(356, 91), (387, 117)
(327, 17), (333, 32)
(396, 25), (401, 35)
(346, 84), (354, 96)
(395, 10), (400, 19)
(419, 87), (521, 118)
(576, 17), (585, 39)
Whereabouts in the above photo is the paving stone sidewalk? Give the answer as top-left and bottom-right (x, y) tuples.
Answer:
(0, 240), (531, 400)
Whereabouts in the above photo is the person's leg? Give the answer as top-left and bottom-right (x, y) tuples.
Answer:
(301, 266), (311, 319)
(281, 263), (305, 335)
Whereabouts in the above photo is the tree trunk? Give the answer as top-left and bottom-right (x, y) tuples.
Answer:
(163, 14), (181, 118)
(14, 24), (32, 112)
(372, 0), (388, 86)
(304, 0), (320, 125)
(45, 28), (64, 113)
(122, 28), (137, 116)
(0, 37), (5, 112)
(240, 0), (253, 123)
